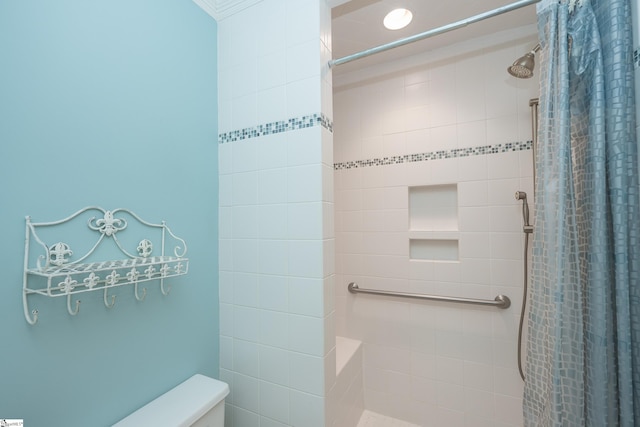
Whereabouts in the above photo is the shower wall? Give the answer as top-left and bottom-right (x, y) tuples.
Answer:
(217, 1), (336, 426)
(333, 29), (538, 427)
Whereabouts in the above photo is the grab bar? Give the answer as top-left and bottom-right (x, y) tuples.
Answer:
(347, 282), (511, 309)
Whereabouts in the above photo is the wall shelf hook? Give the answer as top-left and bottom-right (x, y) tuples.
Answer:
(134, 282), (147, 301)
(67, 295), (81, 315)
(104, 288), (116, 308)
(160, 280), (171, 296)
(23, 298), (39, 325)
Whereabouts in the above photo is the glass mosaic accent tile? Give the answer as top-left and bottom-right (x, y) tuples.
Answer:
(218, 113), (333, 144)
(333, 140), (532, 170)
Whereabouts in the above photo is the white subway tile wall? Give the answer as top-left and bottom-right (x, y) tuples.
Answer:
(218, 0), (338, 426)
(334, 30), (539, 427)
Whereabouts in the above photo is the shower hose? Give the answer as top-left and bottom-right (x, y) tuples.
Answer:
(515, 191), (533, 381)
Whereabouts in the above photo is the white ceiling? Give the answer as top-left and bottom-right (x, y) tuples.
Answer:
(192, 0), (263, 20)
(331, 0), (538, 74)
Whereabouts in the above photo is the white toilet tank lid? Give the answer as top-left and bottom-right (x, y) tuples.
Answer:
(113, 374), (229, 427)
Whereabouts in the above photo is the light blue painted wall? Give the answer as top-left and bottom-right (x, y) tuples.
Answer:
(0, 1), (218, 426)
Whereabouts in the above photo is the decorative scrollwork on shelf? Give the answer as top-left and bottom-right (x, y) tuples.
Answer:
(23, 207), (189, 324)
(88, 211), (127, 236)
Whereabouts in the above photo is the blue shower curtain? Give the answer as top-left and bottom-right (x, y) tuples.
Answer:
(524, 0), (640, 426)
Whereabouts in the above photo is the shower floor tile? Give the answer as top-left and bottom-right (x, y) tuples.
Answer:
(356, 410), (420, 427)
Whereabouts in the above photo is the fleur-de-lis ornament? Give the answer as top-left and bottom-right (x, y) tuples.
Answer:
(127, 268), (140, 283)
(106, 270), (120, 286)
(60, 275), (77, 293)
(137, 239), (153, 258)
(49, 242), (72, 266)
(83, 272), (99, 289)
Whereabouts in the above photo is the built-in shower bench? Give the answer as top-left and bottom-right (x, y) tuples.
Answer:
(333, 336), (364, 426)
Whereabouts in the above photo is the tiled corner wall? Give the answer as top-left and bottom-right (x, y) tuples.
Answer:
(217, 1), (337, 426)
(333, 30), (539, 427)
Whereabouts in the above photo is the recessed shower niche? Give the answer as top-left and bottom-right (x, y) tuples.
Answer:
(408, 184), (459, 261)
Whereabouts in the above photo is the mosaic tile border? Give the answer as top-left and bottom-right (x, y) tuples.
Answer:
(218, 113), (333, 144)
(333, 141), (532, 170)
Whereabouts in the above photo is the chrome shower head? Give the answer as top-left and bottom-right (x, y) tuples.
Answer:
(515, 191), (527, 200)
(508, 44), (540, 79)
(508, 53), (535, 78)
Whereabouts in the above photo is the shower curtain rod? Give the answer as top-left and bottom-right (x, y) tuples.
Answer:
(329, 0), (541, 68)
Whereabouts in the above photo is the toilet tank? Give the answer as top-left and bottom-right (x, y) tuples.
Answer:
(113, 374), (229, 427)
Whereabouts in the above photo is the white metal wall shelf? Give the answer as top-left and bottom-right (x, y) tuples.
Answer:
(22, 207), (189, 325)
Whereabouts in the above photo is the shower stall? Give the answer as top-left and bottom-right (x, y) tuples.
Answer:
(216, 0), (640, 424)
(332, 23), (540, 427)
(216, 0), (640, 421)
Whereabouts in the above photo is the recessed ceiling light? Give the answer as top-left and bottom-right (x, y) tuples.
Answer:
(383, 8), (413, 30)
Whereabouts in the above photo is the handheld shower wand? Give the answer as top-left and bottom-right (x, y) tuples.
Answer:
(515, 191), (533, 381)
(515, 191), (534, 234)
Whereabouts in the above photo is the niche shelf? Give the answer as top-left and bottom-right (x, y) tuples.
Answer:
(22, 206), (189, 325)
(409, 184), (458, 231)
(408, 184), (459, 261)
(409, 238), (459, 261)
